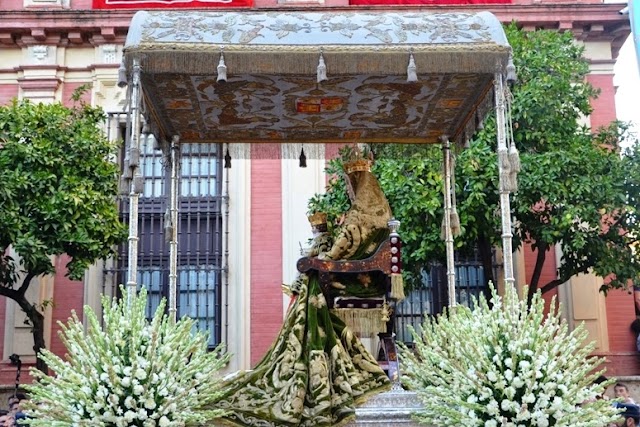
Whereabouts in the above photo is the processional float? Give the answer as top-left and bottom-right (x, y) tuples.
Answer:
(120, 9), (517, 318)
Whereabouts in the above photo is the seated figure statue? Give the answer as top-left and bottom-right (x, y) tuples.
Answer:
(320, 149), (392, 262)
(208, 146), (393, 427)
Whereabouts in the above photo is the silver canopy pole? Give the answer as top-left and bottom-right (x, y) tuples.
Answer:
(441, 136), (457, 307)
(168, 136), (180, 322)
(126, 59), (143, 306)
(495, 73), (516, 288)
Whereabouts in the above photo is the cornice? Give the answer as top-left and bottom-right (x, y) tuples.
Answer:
(0, 9), (133, 46)
(0, 3), (630, 56)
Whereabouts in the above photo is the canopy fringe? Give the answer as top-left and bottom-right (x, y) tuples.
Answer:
(331, 308), (387, 336)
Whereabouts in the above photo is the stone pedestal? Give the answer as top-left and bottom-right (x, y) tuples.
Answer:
(346, 386), (423, 426)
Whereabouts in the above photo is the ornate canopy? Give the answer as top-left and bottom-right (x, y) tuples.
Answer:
(123, 10), (512, 146)
(121, 10), (517, 311)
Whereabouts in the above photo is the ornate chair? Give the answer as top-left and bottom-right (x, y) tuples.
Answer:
(297, 219), (403, 379)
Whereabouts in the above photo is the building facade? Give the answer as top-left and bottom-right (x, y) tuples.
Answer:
(0, 0), (635, 389)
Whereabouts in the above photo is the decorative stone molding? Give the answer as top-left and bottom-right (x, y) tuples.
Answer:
(28, 45), (58, 65)
(101, 44), (118, 64)
(346, 389), (424, 426)
(24, 0), (68, 8)
(31, 45), (48, 62)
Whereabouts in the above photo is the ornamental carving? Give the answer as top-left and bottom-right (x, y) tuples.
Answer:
(139, 11), (497, 46)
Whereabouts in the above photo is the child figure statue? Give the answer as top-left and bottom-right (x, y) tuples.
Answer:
(283, 212), (333, 297)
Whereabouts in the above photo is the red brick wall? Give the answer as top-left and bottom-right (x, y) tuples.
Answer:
(586, 72), (640, 372)
(250, 144), (283, 366)
(0, 85), (18, 106)
(598, 286), (640, 376)
(61, 82), (91, 106)
(49, 255), (84, 358)
(587, 73), (617, 130)
(522, 242), (559, 314)
(325, 143), (341, 163)
(605, 288), (637, 352)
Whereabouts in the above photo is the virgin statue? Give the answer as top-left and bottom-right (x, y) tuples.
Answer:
(208, 147), (396, 427)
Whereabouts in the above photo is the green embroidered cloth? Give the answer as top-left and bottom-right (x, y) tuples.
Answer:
(212, 274), (390, 426)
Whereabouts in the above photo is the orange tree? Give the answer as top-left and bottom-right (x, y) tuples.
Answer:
(310, 25), (640, 300)
(0, 94), (127, 372)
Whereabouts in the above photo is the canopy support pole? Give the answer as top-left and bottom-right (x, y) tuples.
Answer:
(126, 59), (143, 306)
(168, 135), (180, 322)
(441, 136), (457, 307)
(495, 73), (515, 288)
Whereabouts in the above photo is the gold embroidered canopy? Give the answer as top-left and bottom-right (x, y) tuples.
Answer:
(123, 9), (512, 146)
(121, 9), (518, 318)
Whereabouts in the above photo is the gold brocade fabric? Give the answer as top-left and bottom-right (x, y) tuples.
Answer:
(211, 275), (391, 427)
(208, 167), (393, 426)
(323, 170), (392, 261)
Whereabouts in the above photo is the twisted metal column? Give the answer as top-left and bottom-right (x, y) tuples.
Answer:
(494, 73), (516, 288)
(441, 136), (457, 307)
(126, 59), (143, 306)
(168, 135), (180, 322)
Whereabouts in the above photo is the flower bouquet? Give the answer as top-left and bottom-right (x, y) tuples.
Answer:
(399, 283), (621, 427)
(25, 287), (229, 426)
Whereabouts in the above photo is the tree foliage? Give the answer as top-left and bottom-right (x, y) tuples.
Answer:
(310, 25), (640, 299)
(0, 95), (127, 372)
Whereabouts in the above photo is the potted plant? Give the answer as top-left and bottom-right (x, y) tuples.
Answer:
(399, 283), (620, 427)
(25, 287), (229, 426)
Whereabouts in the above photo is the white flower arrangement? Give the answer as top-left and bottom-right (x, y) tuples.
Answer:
(25, 287), (229, 427)
(399, 283), (621, 427)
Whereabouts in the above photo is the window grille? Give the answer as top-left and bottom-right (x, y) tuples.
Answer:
(394, 251), (497, 345)
(104, 113), (224, 348)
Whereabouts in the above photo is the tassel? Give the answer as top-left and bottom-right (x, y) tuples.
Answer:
(498, 148), (511, 173)
(506, 55), (517, 84)
(119, 176), (130, 195)
(508, 144), (521, 173)
(440, 216), (447, 241)
(476, 111), (485, 130)
(449, 153), (460, 237)
(390, 273), (405, 301)
(217, 52), (227, 83)
(508, 172), (518, 193)
(407, 52), (418, 82)
(117, 60), (127, 88)
(132, 175), (144, 194)
(317, 52), (327, 83)
(500, 171), (512, 192)
(224, 148), (231, 169)
(299, 147), (307, 168)
(450, 209), (461, 237)
(129, 147), (140, 168)
(122, 158), (133, 179)
(330, 308), (386, 335)
(164, 210), (173, 243)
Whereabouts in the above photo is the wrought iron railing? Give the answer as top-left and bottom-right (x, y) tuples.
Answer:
(103, 112), (224, 348)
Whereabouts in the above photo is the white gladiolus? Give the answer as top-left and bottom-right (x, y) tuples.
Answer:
(399, 283), (621, 427)
(25, 286), (230, 426)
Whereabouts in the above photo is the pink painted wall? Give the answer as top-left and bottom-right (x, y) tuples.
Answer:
(0, 85), (19, 105)
(49, 255), (85, 358)
(588, 73), (618, 130)
(522, 243), (559, 315)
(61, 81), (92, 105)
(250, 144), (284, 366)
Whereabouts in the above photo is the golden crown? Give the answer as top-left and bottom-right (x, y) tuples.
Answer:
(343, 158), (372, 174)
(340, 145), (373, 174)
(308, 212), (328, 226)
